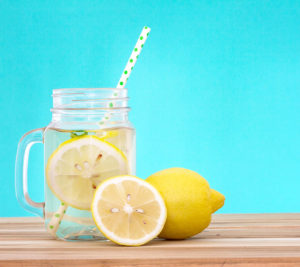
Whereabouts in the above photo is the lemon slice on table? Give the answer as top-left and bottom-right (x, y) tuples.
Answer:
(91, 176), (167, 246)
(46, 135), (128, 210)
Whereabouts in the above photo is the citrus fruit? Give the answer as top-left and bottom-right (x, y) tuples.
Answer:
(91, 175), (167, 246)
(146, 167), (225, 239)
(46, 135), (128, 210)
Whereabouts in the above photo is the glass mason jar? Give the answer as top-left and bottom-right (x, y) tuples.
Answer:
(15, 88), (136, 240)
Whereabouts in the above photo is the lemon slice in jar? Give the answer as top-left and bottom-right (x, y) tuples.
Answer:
(91, 176), (167, 246)
(46, 135), (128, 210)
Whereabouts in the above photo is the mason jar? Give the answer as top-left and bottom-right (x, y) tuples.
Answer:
(15, 88), (136, 240)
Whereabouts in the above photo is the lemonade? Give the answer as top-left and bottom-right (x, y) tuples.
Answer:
(44, 127), (135, 240)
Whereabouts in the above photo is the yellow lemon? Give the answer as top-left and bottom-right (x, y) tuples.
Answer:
(146, 167), (225, 239)
(91, 175), (167, 246)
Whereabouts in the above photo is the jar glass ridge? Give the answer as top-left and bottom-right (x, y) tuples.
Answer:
(50, 88), (131, 127)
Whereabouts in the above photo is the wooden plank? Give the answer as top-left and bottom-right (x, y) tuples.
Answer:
(1, 213), (300, 224)
(1, 259), (300, 267)
(0, 214), (300, 266)
(1, 258), (300, 267)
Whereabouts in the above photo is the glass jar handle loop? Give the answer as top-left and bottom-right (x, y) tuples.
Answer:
(15, 128), (45, 217)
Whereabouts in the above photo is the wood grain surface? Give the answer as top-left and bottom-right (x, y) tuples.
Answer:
(1, 213), (300, 266)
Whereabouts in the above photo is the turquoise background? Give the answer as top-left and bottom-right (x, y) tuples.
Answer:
(0, 0), (299, 216)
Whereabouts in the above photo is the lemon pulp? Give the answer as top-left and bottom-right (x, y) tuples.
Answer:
(46, 135), (128, 210)
(91, 176), (167, 246)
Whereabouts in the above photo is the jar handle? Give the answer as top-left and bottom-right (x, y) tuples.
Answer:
(15, 128), (45, 217)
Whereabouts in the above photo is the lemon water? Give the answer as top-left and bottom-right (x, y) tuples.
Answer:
(44, 127), (135, 240)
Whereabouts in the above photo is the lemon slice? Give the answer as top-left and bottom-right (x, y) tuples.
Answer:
(91, 176), (167, 246)
(46, 135), (128, 210)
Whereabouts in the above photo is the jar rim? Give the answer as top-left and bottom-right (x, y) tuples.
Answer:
(53, 88), (127, 95)
(51, 107), (130, 112)
(52, 88), (129, 112)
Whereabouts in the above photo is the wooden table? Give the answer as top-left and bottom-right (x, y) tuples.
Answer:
(1, 214), (300, 266)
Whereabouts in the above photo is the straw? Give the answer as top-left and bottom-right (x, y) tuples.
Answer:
(47, 202), (68, 237)
(99, 26), (151, 125)
(117, 26), (151, 88)
(47, 26), (151, 238)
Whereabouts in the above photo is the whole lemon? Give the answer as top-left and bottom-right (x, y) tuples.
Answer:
(146, 167), (225, 239)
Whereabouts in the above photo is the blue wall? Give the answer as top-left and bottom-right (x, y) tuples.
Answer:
(1, 0), (299, 216)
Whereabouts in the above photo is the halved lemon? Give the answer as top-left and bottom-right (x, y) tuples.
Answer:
(46, 135), (128, 210)
(91, 176), (167, 246)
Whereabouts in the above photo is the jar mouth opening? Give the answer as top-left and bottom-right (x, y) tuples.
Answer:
(53, 88), (127, 96)
(52, 88), (129, 112)
(51, 107), (131, 112)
